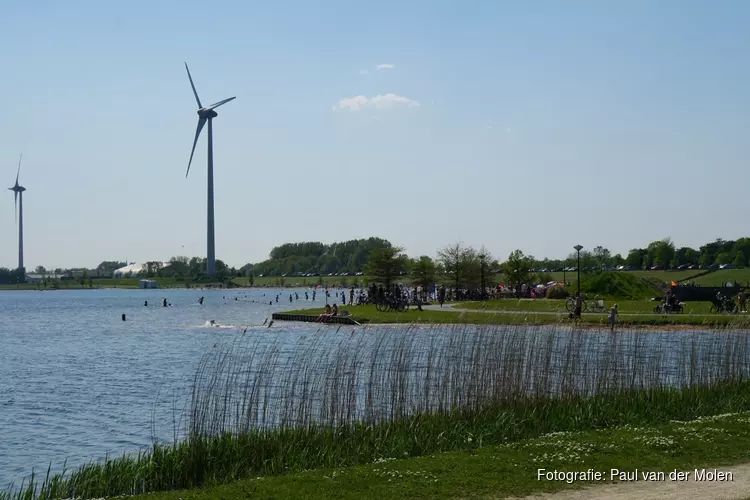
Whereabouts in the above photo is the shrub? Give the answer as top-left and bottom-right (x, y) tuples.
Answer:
(580, 271), (653, 299)
(546, 286), (569, 299)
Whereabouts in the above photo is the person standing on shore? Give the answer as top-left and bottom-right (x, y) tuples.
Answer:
(608, 304), (619, 331)
(739, 290), (746, 313)
(574, 292), (583, 324)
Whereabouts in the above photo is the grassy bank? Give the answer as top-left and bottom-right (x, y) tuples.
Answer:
(284, 304), (750, 326)
(455, 298), (720, 315)
(130, 410), (750, 500)
(6, 324), (750, 499)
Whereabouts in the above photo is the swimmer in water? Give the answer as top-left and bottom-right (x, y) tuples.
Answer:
(199, 297), (204, 305)
(163, 298), (168, 307)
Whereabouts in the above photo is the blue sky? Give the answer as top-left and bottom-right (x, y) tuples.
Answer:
(1, 0), (749, 269)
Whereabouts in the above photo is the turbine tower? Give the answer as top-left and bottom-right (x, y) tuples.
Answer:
(184, 62), (236, 276)
(8, 154), (26, 272)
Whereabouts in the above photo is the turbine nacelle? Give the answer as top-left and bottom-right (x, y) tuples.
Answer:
(197, 109), (219, 119)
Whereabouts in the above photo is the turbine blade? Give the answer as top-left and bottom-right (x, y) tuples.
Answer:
(205, 96), (236, 111)
(186, 117), (207, 178)
(16, 153), (22, 185)
(184, 63), (202, 108)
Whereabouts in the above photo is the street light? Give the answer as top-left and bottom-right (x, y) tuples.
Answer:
(574, 245), (583, 297)
(478, 253), (486, 300)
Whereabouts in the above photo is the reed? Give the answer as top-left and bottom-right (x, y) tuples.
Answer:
(5, 323), (750, 499)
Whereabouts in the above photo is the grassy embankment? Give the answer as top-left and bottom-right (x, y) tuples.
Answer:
(285, 303), (750, 326)
(128, 411), (750, 500)
(5, 324), (750, 499)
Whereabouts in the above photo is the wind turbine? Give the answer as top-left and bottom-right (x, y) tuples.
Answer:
(184, 62), (236, 277)
(8, 154), (26, 272)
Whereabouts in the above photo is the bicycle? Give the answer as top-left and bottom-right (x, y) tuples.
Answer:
(709, 294), (738, 314)
(565, 296), (587, 313)
(588, 295), (605, 313)
(654, 302), (684, 314)
(376, 295), (410, 312)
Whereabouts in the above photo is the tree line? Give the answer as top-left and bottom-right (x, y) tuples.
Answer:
(6, 236), (748, 285)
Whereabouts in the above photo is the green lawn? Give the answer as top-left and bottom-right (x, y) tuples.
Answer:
(284, 304), (749, 327)
(131, 412), (750, 500)
(456, 298), (717, 315)
(694, 269), (750, 287)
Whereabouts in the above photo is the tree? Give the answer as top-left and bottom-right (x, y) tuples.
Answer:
(80, 269), (88, 288)
(410, 256), (437, 291)
(625, 249), (647, 268)
(715, 252), (732, 265)
(34, 265), (46, 275)
(502, 250), (533, 289)
(364, 246), (408, 289)
(648, 238), (675, 267)
(436, 242), (478, 290)
(592, 246), (611, 268)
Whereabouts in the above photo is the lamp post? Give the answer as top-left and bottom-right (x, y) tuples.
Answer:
(574, 245), (583, 297)
(478, 253), (486, 300)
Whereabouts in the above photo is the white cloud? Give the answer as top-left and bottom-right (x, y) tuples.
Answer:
(333, 93), (420, 112)
(376, 63), (395, 70)
(359, 69), (369, 75)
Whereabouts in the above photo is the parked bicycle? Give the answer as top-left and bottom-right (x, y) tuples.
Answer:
(588, 295), (606, 313)
(375, 295), (410, 312)
(709, 292), (738, 314)
(654, 301), (684, 314)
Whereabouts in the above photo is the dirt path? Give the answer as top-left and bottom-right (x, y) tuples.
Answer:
(510, 463), (750, 500)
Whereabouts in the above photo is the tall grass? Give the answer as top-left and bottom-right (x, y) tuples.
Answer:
(5, 323), (750, 499)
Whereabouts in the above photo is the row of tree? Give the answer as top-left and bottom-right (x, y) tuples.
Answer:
(526, 238), (750, 271)
(249, 238), (392, 277)
(364, 243), (537, 291)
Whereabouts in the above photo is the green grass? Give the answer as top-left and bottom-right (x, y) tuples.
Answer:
(456, 298), (718, 315)
(284, 304), (750, 326)
(694, 269), (750, 287)
(129, 410), (750, 500)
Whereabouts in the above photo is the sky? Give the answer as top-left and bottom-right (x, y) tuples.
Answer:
(1, 0), (749, 270)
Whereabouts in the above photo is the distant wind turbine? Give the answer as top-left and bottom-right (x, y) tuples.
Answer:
(184, 62), (236, 276)
(8, 154), (26, 271)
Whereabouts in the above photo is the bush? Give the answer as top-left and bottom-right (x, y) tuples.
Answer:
(546, 286), (569, 299)
(579, 271), (653, 299)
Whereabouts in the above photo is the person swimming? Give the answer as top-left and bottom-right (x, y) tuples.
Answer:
(163, 298), (168, 307)
(144, 301), (148, 307)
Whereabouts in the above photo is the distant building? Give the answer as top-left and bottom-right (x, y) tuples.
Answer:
(113, 262), (169, 278)
(138, 279), (160, 289)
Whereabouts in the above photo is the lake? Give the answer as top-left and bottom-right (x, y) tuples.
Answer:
(0, 287), (328, 488)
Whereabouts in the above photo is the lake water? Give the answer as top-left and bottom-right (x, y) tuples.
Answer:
(0, 287), (330, 488)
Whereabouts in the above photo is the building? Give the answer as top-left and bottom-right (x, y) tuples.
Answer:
(138, 279), (160, 289)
